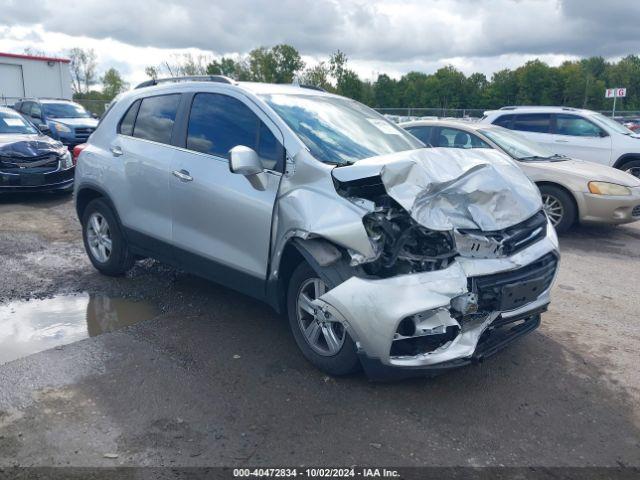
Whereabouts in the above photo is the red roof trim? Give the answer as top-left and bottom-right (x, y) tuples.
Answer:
(0, 52), (71, 64)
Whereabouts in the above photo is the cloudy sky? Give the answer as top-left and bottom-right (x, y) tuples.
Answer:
(0, 0), (638, 86)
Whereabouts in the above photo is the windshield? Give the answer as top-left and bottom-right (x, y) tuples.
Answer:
(480, 127), (559, 161)
(589, 112), (635, 135)
(260, 94), (424, 164)
(0, 110), (38, 135)
(43, 102), (90, 119)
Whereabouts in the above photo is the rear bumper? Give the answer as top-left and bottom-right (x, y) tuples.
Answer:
(575, 188), (640, 225)
(0, 166), (75, 192)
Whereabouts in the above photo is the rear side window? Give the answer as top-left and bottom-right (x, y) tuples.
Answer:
(186, 93), (283, 170)
(405, 126), (432, 145)
(118, 100), (141, 136)
(554, 114), (604, 137)
(492, 114), (513, 128)
(132, 94), (181, 144)
(511, 114), (551, 133)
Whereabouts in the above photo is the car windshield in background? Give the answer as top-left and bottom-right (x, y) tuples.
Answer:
(0, 111), (38, 135)
(260, 94), (423, 164)
(480, 127), (560, 161)
(590, 112), (635, 135)
(43, 102), (90, 119)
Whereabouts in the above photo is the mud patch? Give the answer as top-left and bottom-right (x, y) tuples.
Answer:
(0, 293), (159, 364)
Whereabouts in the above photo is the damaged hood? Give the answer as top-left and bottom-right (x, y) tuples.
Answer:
(332, 147), (542, 231)
(0, 134), (66, 158)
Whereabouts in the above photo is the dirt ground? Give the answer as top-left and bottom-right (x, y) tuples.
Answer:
(0, 192), (639, 467)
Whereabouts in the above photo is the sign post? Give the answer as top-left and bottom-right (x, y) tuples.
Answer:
(605, 88), (626, 118)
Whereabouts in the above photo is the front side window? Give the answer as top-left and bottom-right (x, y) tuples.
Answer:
(0, 110), (38, 135)
(405, 126), (432, 145)
(555, 114), (604, 137)
(133, 94), (181, 145)
(186, 93), (283, 170)
(30, 103), (42, 119)
(511, 114), (551, 133)
(260, 93), (423, 164)
(434, 127), (491, 149)
(42, 102), (89, 119)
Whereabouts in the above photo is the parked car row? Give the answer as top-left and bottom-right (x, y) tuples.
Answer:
(401, 119), (640, 232)
(0, 99), (98, 193)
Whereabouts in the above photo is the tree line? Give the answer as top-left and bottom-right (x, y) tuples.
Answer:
(60, 46), (640, 112)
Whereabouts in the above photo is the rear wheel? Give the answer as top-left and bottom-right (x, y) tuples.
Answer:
(621, 159), (640, 179)
(287, 262), (360, 376)
(81, 198), (135, 276)
(539, 184), (576, 234)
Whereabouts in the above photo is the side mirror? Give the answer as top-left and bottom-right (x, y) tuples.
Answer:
(38, 124), (51, 135)
(229, 146), (263, 176)
(91, 113), (99, 119)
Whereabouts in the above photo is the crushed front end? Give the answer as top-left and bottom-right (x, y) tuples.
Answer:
(287, 148), (560, 380)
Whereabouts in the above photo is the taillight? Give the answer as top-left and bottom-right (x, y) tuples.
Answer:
(72, 143), (87, 165)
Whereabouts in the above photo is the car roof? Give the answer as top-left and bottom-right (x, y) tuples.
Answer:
(132, 78), (334, 98)
(399, 119), (490, 131)
(483, 106), (597, 116)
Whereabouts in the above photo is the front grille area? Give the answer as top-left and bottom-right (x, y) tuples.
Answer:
(0, 154), (59, 174)
(74, 127), (95, 141)
(457, 210), (548, 258)
(633, 205), (640, 218)
(470, 252), (558, 312)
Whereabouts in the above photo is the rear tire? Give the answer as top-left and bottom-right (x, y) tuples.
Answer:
(81, 198), (135, 276)
(621, 159), (640, 179)
(287, 262), (360, 376)
(539, 184), (576, 234)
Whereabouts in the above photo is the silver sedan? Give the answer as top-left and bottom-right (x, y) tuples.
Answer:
(401, 120), (640, 233)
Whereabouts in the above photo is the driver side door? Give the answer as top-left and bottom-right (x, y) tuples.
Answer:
(170, 91), (284, 299)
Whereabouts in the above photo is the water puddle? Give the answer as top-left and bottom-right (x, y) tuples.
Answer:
(0, 293), (159, 365)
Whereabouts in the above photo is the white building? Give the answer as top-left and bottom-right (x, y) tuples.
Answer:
(0, 52), (73, 105)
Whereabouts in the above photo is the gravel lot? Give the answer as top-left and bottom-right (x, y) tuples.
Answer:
(0, 193), (639, 467)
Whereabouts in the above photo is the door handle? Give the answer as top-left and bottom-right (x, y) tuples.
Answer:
(172, 169), (193, 182)
(554, 139), (569, 143)
(110, 145), (123, 156)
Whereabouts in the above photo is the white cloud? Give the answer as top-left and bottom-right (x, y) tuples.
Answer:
(0, 0), (637, 87)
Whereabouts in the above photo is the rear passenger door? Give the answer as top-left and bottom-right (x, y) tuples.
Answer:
(170, 91), (284, 296)
(113, 93), (181, 249)
(508, 113), (554, 151)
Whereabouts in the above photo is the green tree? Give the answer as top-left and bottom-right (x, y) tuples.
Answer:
(101, 68), (128, 100)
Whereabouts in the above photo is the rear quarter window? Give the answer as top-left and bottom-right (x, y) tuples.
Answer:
(118, 100), (141, 136)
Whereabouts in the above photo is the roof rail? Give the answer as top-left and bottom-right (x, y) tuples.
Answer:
(298, 84), (326, 92)
(135, 75), (234, 89)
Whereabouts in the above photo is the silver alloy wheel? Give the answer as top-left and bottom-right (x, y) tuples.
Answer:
(624, 166), (640, 179)
(296, 277), (345, 356)
(86, 212), (112, 263)
(542, 194), (564, 227)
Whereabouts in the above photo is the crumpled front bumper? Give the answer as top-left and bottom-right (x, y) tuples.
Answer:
(313, 221), (559, 379)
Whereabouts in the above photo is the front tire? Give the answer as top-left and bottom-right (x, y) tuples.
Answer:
(539, 184), (576, 234)
(287, 262), (360, 376)
(81, 198), (135, 276)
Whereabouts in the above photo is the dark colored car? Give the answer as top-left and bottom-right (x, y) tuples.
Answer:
(13, 98), (98, 148)
(0, 107), (75, 193)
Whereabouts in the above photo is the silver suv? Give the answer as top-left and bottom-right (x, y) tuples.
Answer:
(74, 76), (559, 379)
